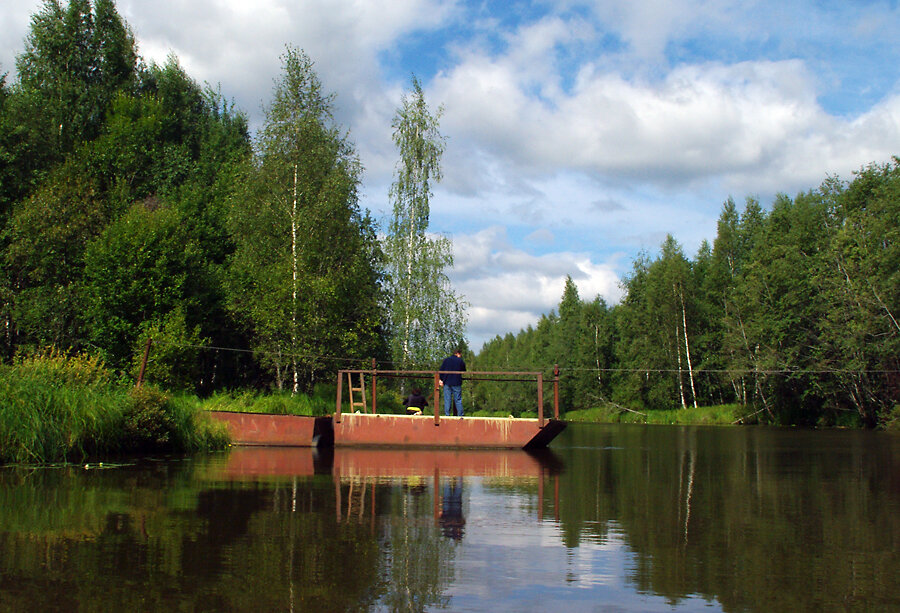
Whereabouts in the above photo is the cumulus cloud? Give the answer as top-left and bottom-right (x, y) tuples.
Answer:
(449, 227), (622, 347)
(434, 42), (900, 199)
(4, 0), (900, 351)
(0, 3), (37, 73)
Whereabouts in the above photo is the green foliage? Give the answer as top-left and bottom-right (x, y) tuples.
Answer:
(197, 382), (406, 416)
(565, 404), (743, 425)
(122, 385), (179, 449)
(473, 159), (900, 428)
(881, 406), (900, 431)
(11, 346), (111, 386)
(384, 76), (466, 369)
(83, 203), (206, 368)
(197, 389), (331, 416)
(130, 309), (207, 391)
(227, 47), (384, 393)
(0, 351), (121, 463)
(3, 152), (106, 349)
(123, 386), (228, 452)
(0, 351), (228, 464)
(1, 3), (252, 383)
(15, 0), (137, 154)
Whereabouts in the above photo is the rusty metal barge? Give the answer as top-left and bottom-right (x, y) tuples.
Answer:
(208, 368), (566, 450)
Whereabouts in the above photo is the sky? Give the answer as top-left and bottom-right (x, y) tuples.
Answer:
(2, 0), (899, 349)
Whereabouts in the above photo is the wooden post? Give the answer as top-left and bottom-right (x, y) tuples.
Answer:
(335, 370), (343, 423)
(370, 358), (377, 415)
(136, 338), (152, 388)
(433, 372), (441, 426)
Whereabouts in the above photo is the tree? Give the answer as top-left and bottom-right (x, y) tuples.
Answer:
(82, 203), (206, 370)
(576, 295), (615, 407)
(3, 151), (105, 350)
(384, 76), (466, 370)
(15, 0), (137, 159)
(815, 160), (900, 426)
(227, 47), (383, 393)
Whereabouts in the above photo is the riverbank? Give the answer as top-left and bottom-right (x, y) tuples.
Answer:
(565, 403), (900, 429)
(203, 392), (900, 429)
(564, 403), (756, 426)
(5, 352), (894, 465)
(0, 352), (228, 464)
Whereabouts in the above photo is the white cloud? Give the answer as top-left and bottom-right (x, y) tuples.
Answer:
(4, 0), (900, 353)
(0, 3), (36, 75)
(450, 227), (622, 347)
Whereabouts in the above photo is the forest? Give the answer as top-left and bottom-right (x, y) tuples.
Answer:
(473, 167), (899, 428)
(1, 1), (897, 429)
(0, 0), (395, 395)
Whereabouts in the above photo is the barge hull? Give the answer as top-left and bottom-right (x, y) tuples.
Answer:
(208, 411), (565, 449)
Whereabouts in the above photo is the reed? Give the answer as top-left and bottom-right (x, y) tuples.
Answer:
(0, 351), (228, 464)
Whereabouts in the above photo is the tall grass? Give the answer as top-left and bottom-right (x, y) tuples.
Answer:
(0, 350), (228, 464)
(195, 388), (333, 416)
(564, 403), (745, 425)
(197, 383), (405, 416)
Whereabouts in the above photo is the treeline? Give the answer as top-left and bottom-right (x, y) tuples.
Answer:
(0, 0), (387, 393)
(474, 162), (900, 427)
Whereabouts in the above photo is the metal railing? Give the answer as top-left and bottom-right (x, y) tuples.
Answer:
(335, 365), (561, 427)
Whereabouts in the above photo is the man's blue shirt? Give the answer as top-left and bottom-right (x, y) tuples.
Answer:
(439, 355), (466, 386)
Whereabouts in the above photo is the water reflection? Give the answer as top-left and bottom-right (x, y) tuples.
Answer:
(553, 425), (900, 612)
(1, 427), (898, 611)
(0, 447), (560, 612)
(440, 478), (465, 541)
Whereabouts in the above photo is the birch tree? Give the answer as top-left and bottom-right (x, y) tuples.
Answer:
(229, 48), (383, 393)
(385, 77), (466, 369)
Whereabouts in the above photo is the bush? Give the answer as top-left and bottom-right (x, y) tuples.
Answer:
(12, 347), (112, 388)
(122, 386), (179, 450)
(880, 405), (900, 431)
(0, 350), (228, 464)
(130, 308), (208, 392)
(122, 386), (229, 452)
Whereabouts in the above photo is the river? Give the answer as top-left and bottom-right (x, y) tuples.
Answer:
(1, 424), (898, 612)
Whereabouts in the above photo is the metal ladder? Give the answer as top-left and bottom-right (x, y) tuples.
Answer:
(347, 371), (367, 413)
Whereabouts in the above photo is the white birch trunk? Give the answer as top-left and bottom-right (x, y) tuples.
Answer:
(675, 323), (686, 409)
(291, 164), (299, 395)
(680, 288), (698, 408)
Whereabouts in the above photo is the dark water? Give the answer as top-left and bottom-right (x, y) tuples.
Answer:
(1, 424), (898, 612)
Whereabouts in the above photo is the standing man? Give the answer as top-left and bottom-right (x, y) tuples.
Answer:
(439, 346), (466, 417)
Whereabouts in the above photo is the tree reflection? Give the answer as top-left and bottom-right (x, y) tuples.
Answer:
(377, 478), (454, 612)
(0, 457), (472, 612)
(552, 425), (900, 611)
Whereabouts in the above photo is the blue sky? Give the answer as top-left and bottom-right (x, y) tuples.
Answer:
(2, 0), (899, 348)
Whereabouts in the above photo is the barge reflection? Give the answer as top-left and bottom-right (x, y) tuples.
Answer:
(209, 445), (564, 480)
(203, 445), (564, 530)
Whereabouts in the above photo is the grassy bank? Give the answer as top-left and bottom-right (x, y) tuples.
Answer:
(193, 386), (335, 416)
(0, 351), (228, 464)
(564, 403), (746, 425)
(197, 384), (407, 416)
